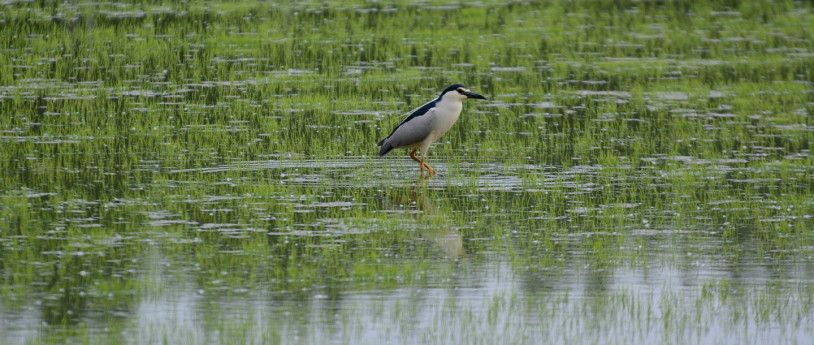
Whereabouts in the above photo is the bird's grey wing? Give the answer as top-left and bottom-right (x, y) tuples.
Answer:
(385, 107), (436, 149)
(381, 98), (439, 141)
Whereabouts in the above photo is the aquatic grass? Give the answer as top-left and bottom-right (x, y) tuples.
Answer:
(1, 0), (813, 344)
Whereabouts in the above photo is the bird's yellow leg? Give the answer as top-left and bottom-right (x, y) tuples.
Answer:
(418, 149), (437, 176)
(422, 160), (437, 175)
(409, 149), (422, 163)
(409, 149), (426, 174)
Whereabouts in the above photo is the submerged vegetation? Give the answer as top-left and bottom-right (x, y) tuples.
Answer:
(0, 0), (812, 344)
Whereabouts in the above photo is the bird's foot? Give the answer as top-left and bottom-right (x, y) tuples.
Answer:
(422, 162), (437, 176)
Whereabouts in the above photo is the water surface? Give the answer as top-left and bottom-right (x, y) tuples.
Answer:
(1, 1), (812, 344)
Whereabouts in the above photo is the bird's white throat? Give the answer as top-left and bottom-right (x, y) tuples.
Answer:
(430, 92), (465, 139)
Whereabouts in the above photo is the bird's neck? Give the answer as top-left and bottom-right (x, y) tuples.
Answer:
(437, 97), (464, 112)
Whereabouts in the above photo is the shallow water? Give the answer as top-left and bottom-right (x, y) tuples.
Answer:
(3, 155), (812, 344)
(1, 1), (813, 344)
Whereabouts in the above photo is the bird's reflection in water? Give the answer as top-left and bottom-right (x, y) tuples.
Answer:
(383, 178), (465, 259)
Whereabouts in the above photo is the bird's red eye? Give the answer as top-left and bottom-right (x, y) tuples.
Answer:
(456, 88), (464, 93)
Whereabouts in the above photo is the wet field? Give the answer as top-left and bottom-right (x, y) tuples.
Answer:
(1, 1), (813, 344)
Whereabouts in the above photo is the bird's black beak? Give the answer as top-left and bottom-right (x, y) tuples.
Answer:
(463, 91), (486, 100)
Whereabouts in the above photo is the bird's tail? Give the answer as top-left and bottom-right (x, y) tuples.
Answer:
(377, 138), (394, 157)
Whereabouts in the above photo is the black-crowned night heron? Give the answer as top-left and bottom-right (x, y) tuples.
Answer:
(377, 84), (486, 176)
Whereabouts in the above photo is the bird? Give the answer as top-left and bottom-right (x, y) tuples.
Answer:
(377, 84), (486, 176)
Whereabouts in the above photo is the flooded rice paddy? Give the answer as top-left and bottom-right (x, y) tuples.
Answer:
(1, 1), (813, 344)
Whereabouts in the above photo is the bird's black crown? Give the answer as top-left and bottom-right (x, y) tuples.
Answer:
(441, 84), (467, 95)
